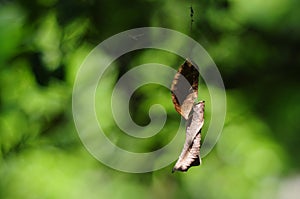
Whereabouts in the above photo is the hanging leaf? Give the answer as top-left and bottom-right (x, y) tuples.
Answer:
(172, 101), (205, 172)
(171, 59), (199, 120)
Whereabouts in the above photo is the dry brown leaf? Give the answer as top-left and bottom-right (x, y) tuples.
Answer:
(171, 59), (199, 120)
(173, 101), (205, 172)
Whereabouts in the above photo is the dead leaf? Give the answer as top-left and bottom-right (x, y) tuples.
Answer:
(173, 101), (205, 172)
(171, 59), (199, 120)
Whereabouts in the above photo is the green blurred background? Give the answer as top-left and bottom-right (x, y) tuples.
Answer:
(1, 0), (300, 198)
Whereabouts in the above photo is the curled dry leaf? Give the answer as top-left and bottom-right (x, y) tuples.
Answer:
(171, 59), (199, 120)
(172, 101), (205, 172)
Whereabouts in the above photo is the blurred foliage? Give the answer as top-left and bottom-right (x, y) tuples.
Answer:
(1, 0), (300, 198)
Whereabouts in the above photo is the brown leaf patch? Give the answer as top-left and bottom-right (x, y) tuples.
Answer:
(173, 101), (205, 172)
(171, 59), (199, 120)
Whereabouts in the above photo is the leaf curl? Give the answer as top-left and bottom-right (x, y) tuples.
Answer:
(171, 59), (199, 120)
(172, 101), (205, 172)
